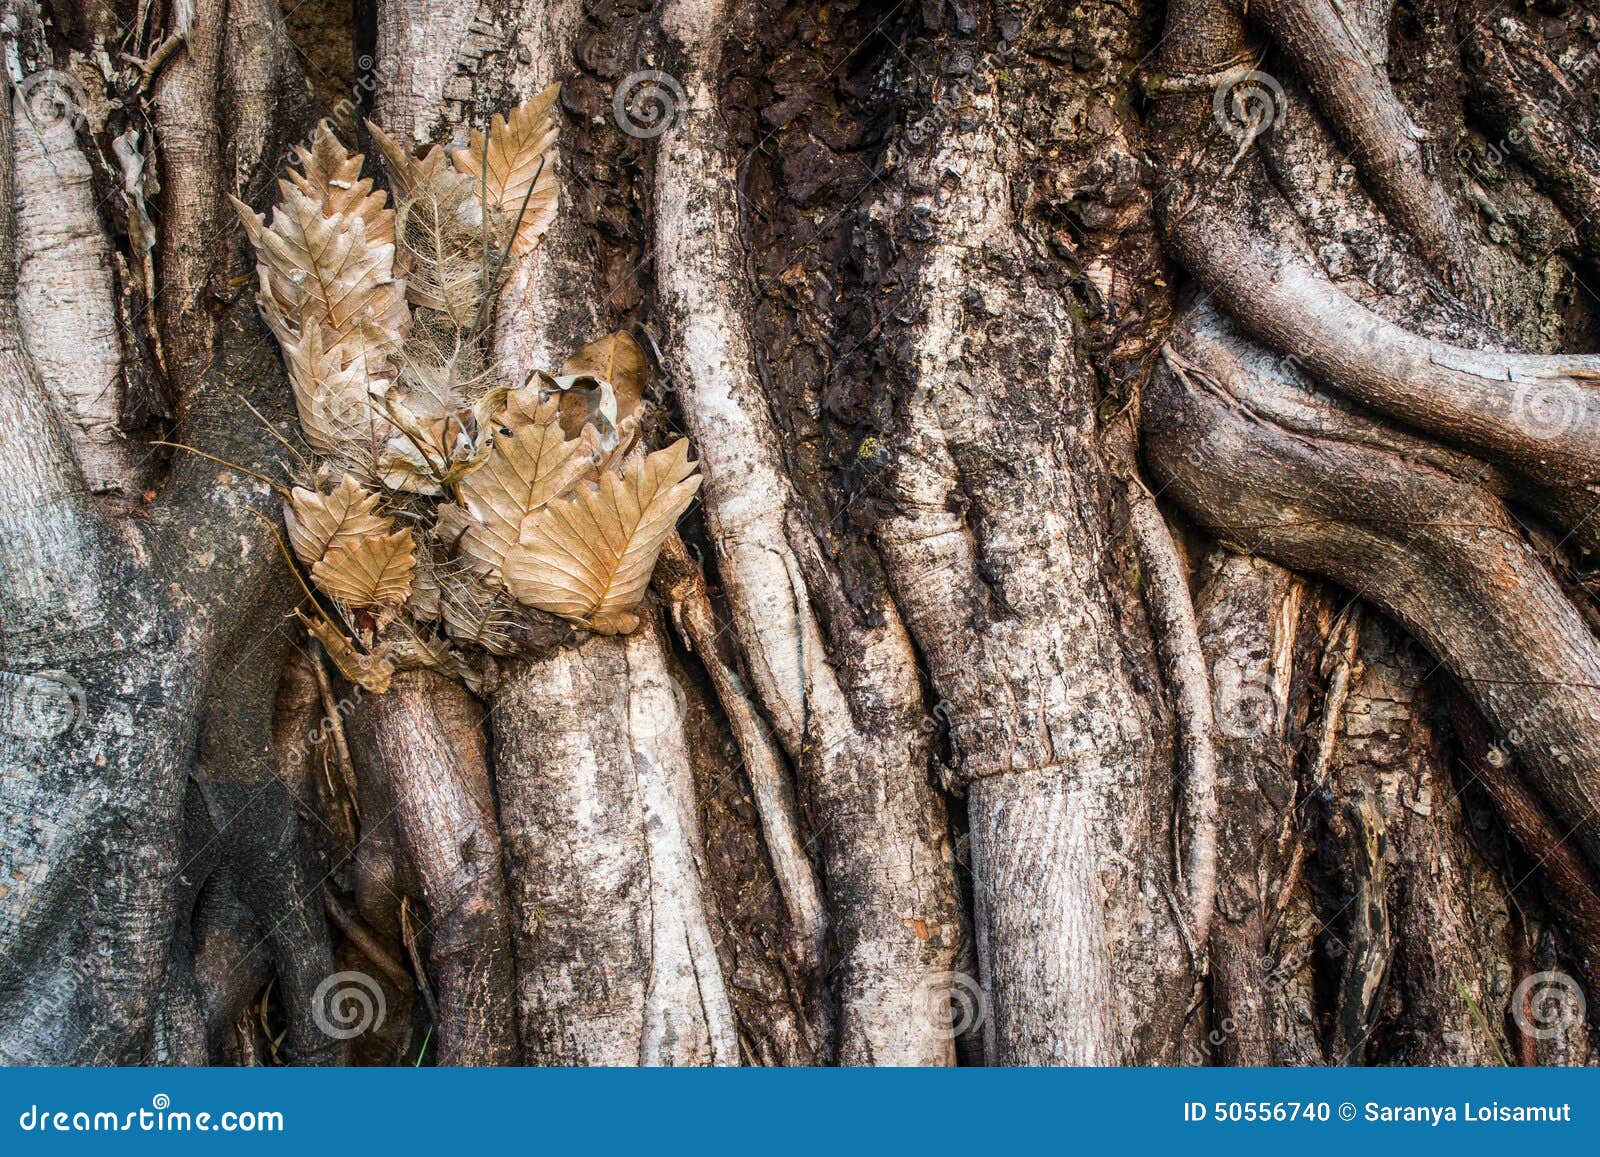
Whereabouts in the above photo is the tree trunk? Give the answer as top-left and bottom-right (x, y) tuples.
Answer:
(2, 0), (1597, 1066)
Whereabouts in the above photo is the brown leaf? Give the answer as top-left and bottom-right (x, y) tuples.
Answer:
(310, 527), (417, 610)
(450, 85), (560, 258)
(266, 319), (393, 459)
(440, 573), (518, 656)
(297, 610), (395, 693)
(561, 331), (647, 428)
(286, 123), (394, 246)
(232, 187), (408, 354)
(285, 475), (392, 566)
(504, 438), (702, 633)
(454, 396), (598, 579)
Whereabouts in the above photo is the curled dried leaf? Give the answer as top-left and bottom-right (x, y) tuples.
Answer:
(561, 331), (647, 430)
(504, 438), (702, 634)
(297, 610), (396, 694)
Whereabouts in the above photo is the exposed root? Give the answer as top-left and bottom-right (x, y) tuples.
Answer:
(346, 668), (519, 1065)
(1143, 305), (1600, 876)
(653, 534), (827, 975)
(1242, 0), (1478, 296)
(1126, 480), (1218, 949)
(655, 0), (959, 1065)
(1151, 0), (1600, 503)
(1464, 15), (1600, 268)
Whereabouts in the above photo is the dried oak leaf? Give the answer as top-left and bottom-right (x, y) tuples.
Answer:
(286, 124), (394, 245)
(454, 395), (599, 580)
(504, 437), (701, 635)
(451, 84), (560, 258)
(232, 187), (408, 354)
(310, 527), (417, 610)
(265, 318), (387, 457)
(285, 475), (391, 567)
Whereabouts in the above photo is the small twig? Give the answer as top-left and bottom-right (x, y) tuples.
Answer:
(322, 890), (410, 989)
(308, 643), (362, 821)
(153, 440), (292, 497)
(120, 30), (186, 95)
(400, 896), (439, 1022)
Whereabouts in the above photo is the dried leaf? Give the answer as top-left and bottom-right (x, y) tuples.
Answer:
(285, 475), (391, 566)
(389, 626), (454, 674)
(454, 396), (598, 579)
(374, 387), (502, 494)
(297, 610), (395, 693)
(440, 573), (518, 655)
(393, 163), (485, 324)
(451, 85), (560, 258)
(286, 123), (394, 245)
(311, 527), (417, 610)
(232, 187), (408, 355)
(561, 332), (647, 428)
(504, 438), (702, 634)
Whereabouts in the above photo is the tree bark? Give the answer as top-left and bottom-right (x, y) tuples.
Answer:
(4, 0), (1599, 1067)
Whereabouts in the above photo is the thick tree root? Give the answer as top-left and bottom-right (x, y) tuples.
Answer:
(1195, 555), (1326, 1065)
(490, 623), (739, 1065)
(653, 534), (827, 975)
(347, 670), (519, 1065)
(1237, 0), (1478, 296)
(1151, 0), (1600, 501)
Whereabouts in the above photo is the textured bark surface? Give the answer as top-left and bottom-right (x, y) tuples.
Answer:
(4, 0), (1600, 1068)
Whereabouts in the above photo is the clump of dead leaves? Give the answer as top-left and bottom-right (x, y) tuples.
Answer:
(233, 86), (700, 692)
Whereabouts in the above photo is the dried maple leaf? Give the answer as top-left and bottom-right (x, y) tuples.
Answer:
(454, 396), (598, 579)
(451, 84), (560, 258)
(504, 437), (702, 634)
(310, 527), (417, 611)
(285, 475), (392, 566)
